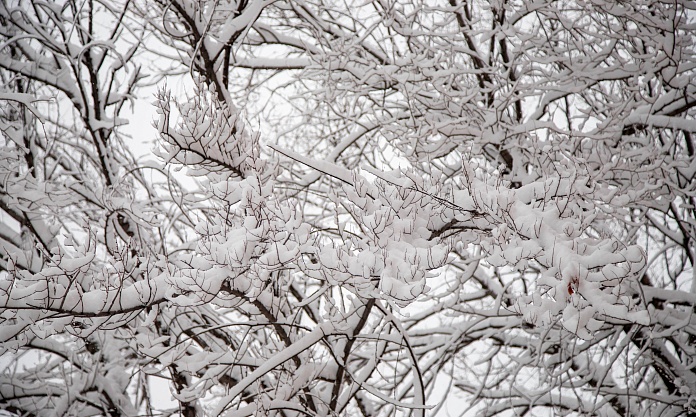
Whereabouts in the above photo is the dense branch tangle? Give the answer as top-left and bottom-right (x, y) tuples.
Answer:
(1, 0), (695, 417)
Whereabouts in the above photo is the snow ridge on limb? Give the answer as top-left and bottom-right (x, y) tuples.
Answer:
(282, 146), (651, 340)
(270, 146), (451, 306)
(144, 77), (437, 413)
(155, 82), (264, 181)
(454, 167), (650, 340)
